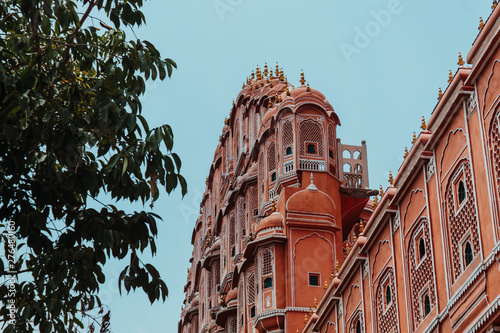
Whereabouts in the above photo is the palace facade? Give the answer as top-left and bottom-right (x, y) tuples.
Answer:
(179, 4), (500, 333)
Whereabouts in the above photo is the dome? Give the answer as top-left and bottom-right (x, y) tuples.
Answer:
(286, 179), (336, 215)
(255, 212), (284, 235)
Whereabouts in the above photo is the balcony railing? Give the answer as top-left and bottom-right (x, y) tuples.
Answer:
(299, 159), (325, 171)
(283, 160), (294, 173)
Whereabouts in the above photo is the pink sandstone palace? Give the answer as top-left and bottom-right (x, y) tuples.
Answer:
(179, 4), (500, 333)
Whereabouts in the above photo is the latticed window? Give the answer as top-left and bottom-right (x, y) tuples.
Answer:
(267, 141), (276, 181)
(408, 218), (436, 329)
(444, 160), (480, 281)
(249, 186), (258, 222)
(489, 110), (500, 221)
(259, 153), (265, 201)
(207, 271), (212, 297)
(238, 197), (246, 238)
(282, 120), (294, 156)
(376, 269), (398, 333)
(215, 261), (220, 287)
(228, 316), (237, 333)
(238, 280), (245, 329)
(262, 249), (273, 276)
(252, 112), (260, 143)
(247, 273), (255, 305)
(230, 214), (236, 257)
(299, 119), (324, 157)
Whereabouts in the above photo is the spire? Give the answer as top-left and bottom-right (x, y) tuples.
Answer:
(421, 116), (427, 130)
(300, 69), (306, 86)
(457, 52), (465, 66)
(275, 62), (280, 77)
(307, 173), (318, 191)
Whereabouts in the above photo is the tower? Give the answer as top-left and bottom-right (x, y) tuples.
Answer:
(179, 67), (374, 333)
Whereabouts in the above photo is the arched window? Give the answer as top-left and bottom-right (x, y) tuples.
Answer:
(458, 180), (466, 204)
(419, 237), (426, 260)
(385, 285), (392, 305)
(464, 241), (473, 267)
(307, 143), (316, 154)
(423, 294), (431, 316)
(247, 273), (255, 305)
(282, 120), (293, 157)
(285, 146), (292, 155)
(250, 306), (255, 318)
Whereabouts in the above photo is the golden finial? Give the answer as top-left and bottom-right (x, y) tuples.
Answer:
(242, 82), (245, 89)
(284, 83), (290, 96)
(389, 171), (394, 185)
(379, 185), (384, 197)
(308, 307), (313, 316)
(261, 76), (265, 87)
(269, 77), (273, 88)
(336, 260), (340, 273)
(324, 280), (328, 290)
(412, 132), (417, 144)
(304, 313), (308, 323)
(251, 71), (255, 80)
(421, 116), (427, 130)
(268, 98), (273, 108)
(457, 52), (465, 66)
(373, 195), (378, 207)
(346, 243), (350, 254)
(479, 17), (485, 31)
(331, 269), (335, 280)
(278, 94), (282, 103)
(205, 177), (208, 185)
(199, 208), (202, 214)
(306, 82), (311, 92)
(224, 117), (228, 125)
(359, 220), (364, 234)
(493, 0), (498, 10)
(271, 199), (276, 212)
(438, 87), (443, 100)
(256, 65), (261, 80)
(296, 330), (299, 333)
(300, 69), (306, 86)
(353, 233), (357, 243)
(314, 297), (318, 309)
(279, 68), (284, 81)
(275, 92), (280, 104)
(404, 147), (409, 158)
(275, 62), (279, 77)
(448, 70), (453, 83)
(264, 63), (268, 77)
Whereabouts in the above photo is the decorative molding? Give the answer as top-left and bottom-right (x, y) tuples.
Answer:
(393, 214), (400, 234)
(363, 260), (369, 280)
(338, 298), (343, 316)
(467, 92), (477, 118)
(427, 156), (436, 180)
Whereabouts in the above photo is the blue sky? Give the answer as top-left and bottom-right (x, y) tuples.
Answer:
(94, 1), (493, 331)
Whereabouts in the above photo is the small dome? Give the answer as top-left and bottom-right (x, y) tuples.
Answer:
(225, 287), (238, 303)
(255, 212), (284, 234)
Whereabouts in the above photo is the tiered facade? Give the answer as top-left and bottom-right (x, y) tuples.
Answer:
(179, 5), (500, 333)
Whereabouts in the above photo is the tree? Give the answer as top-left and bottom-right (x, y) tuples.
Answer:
(0, 0), (187, 332)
